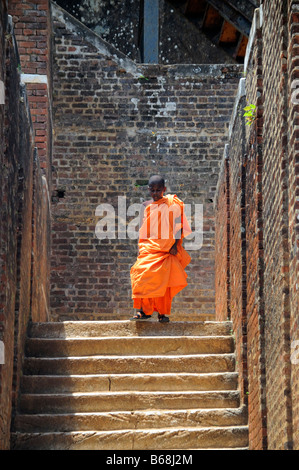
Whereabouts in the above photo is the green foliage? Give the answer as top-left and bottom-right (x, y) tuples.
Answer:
(243, 103), (257, 126)
(134, 179), (148, 188)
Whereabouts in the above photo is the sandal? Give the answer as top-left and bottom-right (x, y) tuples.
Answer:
(130, 311), (151, 321)
(158, 314), (170, 323)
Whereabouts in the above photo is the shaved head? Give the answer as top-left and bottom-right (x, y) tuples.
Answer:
(148, 175), (165, 187)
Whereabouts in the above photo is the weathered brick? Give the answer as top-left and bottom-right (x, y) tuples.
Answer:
(49, 4), (241, 321)
(215, 0), (299, 451)
(0, 0), (51, 450)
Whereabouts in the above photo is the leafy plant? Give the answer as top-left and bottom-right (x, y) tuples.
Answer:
(135, 179), (148, 188)
(138, 74), (149, 81)
(243, 103), (257, 126)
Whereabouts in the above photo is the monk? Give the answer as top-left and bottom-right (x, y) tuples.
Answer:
(130, 175), (191, 323)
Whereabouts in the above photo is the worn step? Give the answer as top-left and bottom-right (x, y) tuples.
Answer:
(21, 372), (238, 393)
(23, 353), (235, 375)
(25, 336), (234, 357)
(28, 321), (233, 338)
(56, 313), (217, 322)
(19, 390), (240, 414)
(14, 406), (248, 433)
(11, 426), (249, 450)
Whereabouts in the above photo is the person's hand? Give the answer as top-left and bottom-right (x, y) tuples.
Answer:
(169, 244), (178, 255)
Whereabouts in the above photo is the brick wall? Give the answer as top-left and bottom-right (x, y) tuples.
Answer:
(8, 0), (52, 326)
(222, 79), (248, 405)
(0, 1), (13, 451)
(288, 0), (299, 451)
(214, 145), (230, 322)
(50, 3), (241, 321)
(262, 0), (293, 450)
(0, 3), (52, 449)
(0, 9), (33, 449)
(243, 8), (266, 450)
(215, 0), (299, 450)
(8, 0), (52, 183)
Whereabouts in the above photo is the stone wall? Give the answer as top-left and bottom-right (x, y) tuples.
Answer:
(50, 3), (241, 321)
(0, 2), (52, 450)
(215, 0), (299, 450)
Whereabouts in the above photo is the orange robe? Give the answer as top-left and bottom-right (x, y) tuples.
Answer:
(130, 194), (191, 316)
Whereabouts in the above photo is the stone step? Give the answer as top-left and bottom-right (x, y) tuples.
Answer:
(28, 320), (232, 338)
(50, 313), (216, 323)
(25, 336), (234, 357)
(14, 319), (247, 450)
(23, 353), (235, 375)
(11, 426), (249, 450)
(14, 406), (248, 432)
(21, 372), (238, 393)
(19, 390), (240, 414)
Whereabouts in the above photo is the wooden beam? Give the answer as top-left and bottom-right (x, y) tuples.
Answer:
(203, 4), (223, 31)
(205, 0), (251, 37)
(185, 0), (207, 16)
(219, 20), (239, 44)
(235, 35), (248, 58)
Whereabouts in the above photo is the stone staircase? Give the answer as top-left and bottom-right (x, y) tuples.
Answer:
(11, 319), (248, 450)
